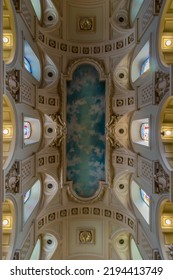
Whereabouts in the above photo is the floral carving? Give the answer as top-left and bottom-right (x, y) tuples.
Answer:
(154, 162), (170, 194)
(5, 162), (20, 194)
(6, 69), (20, 102)
(155, 71), (170, 104)
(49, 114), (66, 147)
(106, 115), (123, 149)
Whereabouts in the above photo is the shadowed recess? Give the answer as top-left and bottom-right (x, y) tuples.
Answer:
(66, 64), (105, 198)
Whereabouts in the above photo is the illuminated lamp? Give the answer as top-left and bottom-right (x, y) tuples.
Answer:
(165, 40), (172, 47)
(3, 36), (9, 44)
(161, 130), (172, 136)
(165, 219), (172, 225)
(3, 128), (9, 135)
(2, 219), (9, 226)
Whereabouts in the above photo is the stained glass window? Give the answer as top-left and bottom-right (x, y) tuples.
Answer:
(24, 57), (32, 73)
(24, 121), (32, 139)
(140, 189), (150, 206)
(24, 189), (31, 204)
(140, 123), (149, 141)
(141, 57), (150, 75)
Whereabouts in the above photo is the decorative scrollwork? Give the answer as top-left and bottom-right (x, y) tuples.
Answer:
(106, 115), (123, 149)
(154, 162), (170, 194)
(168, 244), (173, 259)
(154, 0), (164, 15)
(5, 162), (20, 193)
(155, 71), (170, 104)
(49, 113), (66, 147)
(79, 230), (93, 243)
(6, 69), (21, 102)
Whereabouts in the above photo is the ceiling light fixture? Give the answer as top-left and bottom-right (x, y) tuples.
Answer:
(165, 218), (172, 225)
(3, 36), (9, 44)
(161, 130), (172, 136)
(2, 219), (9, 226)
(165, 39), (172, 47)
(3, 128), (9, 135)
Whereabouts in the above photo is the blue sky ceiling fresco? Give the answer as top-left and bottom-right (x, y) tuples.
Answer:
(66, 64), (106, 198)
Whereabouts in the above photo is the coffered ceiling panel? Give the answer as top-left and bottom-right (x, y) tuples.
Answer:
(67, 219), (104, 259)
(65, 0), (108, 42)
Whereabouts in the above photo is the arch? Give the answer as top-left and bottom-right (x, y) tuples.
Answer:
(23, 40), (41, 81)
(23, 179), (41, 224)
(159, 97), (173, 171)
(3, 0), (16, 64)
(23, 117), (41, 145)
(159, 200), (173, 259)
(130, 179), (150, 224)
(2, 199), (16, 260)
(3, 95), (16, 169)
(131, 41), (150, 83)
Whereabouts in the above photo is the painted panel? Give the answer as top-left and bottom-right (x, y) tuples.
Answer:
(67, 64), (105, 198)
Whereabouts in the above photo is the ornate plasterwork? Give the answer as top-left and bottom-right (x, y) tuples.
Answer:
(6, 69), (21, 102)
(154, 0), (164, 15)
(49, 113), (66, 147)
(66, 181), (107, 204)
(78, 228), (95, 244)
(106, 113), (131, 151)
(78, 16), (96, 32)
(5, 161), (20, 193)
(65, 58), (106, 81)
(154, 71), (170, 104)
(106, 115), (123, 149)
(153, 162), (170, 194)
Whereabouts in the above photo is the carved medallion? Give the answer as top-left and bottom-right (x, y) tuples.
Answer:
(78, 16), (95, 32)
(78, 229), (95, 244)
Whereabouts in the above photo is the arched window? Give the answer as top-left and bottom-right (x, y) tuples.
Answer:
(140, 189), (150, 206)
(24, 40), (41, 81)
(24, 121), (32, 139)
(30, 0), (41, 21)
(131, 180), (150, 224)
(24, 189), (31, 204)
(130, 0), (144, 26)
(130, 237), (143, 260)
(140, 122), (149, 141)
(131, 118), (150, 147)
(131, 41), (150, 82)
(140, 57), (150, 75)
(30, 237), (41, 260)
(23, 179), (41, 223)
(24, 57), (32, 73)
(23, 117), (41, 145)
